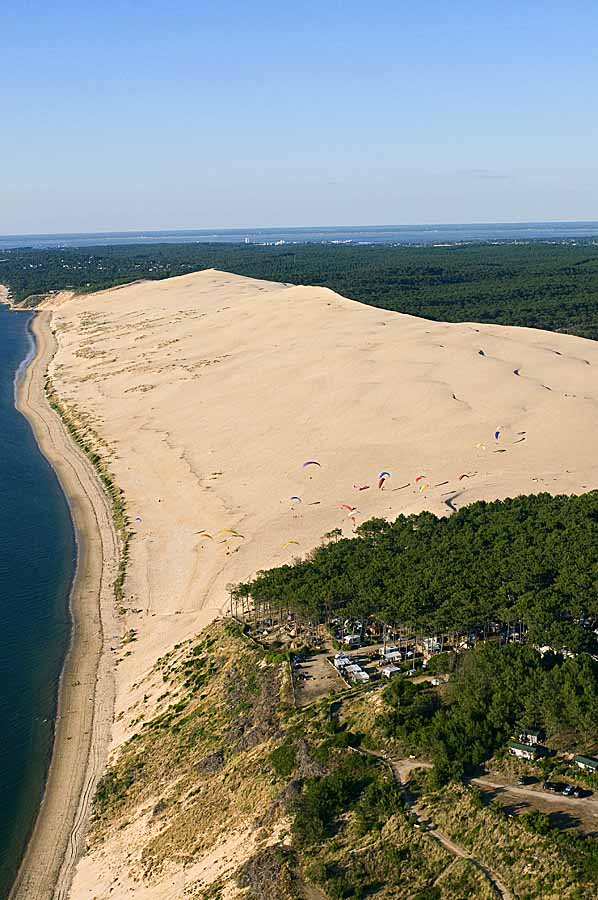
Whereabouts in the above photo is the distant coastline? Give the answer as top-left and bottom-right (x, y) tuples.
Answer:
(2, 220), (598, 250)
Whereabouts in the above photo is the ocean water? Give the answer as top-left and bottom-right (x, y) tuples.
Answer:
(1, 221), (598, 249)
(0, 305), (75, 897)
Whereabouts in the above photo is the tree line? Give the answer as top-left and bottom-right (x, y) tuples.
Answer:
(4, 240), (598, 338)
(240, 492), (598, 653)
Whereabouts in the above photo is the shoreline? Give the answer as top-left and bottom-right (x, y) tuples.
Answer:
(9, 311), (119, 900)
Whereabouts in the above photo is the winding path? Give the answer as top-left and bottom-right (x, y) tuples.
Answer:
(362, 753), (514, 900)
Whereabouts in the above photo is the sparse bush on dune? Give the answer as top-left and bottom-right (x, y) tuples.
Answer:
(90, 622), (596, 899)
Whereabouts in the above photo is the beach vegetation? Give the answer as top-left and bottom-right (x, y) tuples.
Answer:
(45, 377), (132, 604)
(88, 621), (597, 899)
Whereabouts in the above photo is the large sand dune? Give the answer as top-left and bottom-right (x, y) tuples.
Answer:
(49, 269), (598, 715)
(46, 268), (598, 895)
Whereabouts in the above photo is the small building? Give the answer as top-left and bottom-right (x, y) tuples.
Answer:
(344, 663), (362, 678)
(519, 728), (543, 746)
(345, 663), (369, 684)
(381, 665), (400, 679)
(509, 741), (537, 760)
(343, 634), (361, 648)
(333, 653), (350, 669)
(381, 649), (403, 663)
(574, 755), (598, 773)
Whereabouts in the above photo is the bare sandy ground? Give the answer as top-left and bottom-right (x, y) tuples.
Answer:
(9, 313), (119, 900)
(36, 268), (598, 897)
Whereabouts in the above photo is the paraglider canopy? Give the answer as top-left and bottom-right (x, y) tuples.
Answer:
(378, 476), (386, 490)
(379, 471), (391, 479)
(302, 460), (321, 469)
(290, 496), (302, 503)
(415, 475), (426, 483)
(494, 429), (501, 441)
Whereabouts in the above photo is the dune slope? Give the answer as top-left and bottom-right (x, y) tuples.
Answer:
(45, 268), (598, 896)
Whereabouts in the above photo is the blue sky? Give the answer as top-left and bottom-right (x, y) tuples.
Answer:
(2, 0), (598, 232)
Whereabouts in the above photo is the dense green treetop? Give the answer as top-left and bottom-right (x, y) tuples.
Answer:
(243, 492), (598, 652)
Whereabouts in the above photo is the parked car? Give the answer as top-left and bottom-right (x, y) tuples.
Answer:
(562, 784), (574, 796)
(542, 781), (561, 793)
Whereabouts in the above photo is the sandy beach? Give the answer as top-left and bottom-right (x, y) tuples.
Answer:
(7, 269), (598, 898)
(9, 312), (119, 900)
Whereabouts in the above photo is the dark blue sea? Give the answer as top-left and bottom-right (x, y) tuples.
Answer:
(0, 305), (76, 897)
(1, 221), (598, 250)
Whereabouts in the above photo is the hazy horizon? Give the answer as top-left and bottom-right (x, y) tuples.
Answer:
(3, 1), (598, 234)
(3, 217), (598, 240)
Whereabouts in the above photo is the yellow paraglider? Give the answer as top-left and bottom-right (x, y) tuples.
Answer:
(217, 529), (245, 539)
(194, 531), (214, 541)
(282, 540), (300, 549)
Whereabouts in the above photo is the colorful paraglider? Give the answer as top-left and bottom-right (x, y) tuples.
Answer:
(415, 475), (426, 483)
(339, 503), (357, 513)
(379, 471), (391, 479)
(195, 531), (214, 541)
(290, 496), (302, 503)
(378, 476), (386, 490)
(494, 429), (501, 441)
(282, 540), (300, 549)
(419, 483), (430, 493)
(217, 529), (244, 539)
